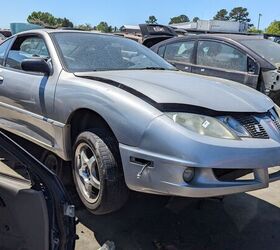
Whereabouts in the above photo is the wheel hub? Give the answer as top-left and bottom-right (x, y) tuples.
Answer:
(75, 143), (100, 203)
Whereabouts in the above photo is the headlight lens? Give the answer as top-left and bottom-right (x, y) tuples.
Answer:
(166, 112), (238, 140)
(218, 116), (251, 137)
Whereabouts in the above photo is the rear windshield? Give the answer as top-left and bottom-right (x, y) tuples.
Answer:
(52, 32), (175, 72)
(240, 39), (280, 66)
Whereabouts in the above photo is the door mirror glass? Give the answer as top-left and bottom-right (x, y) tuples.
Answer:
(21, 58), (51, 75)
(247, 57), (259, 75)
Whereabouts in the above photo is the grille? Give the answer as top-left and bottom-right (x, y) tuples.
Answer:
(234, 115), (269, 139)
(273, 119), (280, 131)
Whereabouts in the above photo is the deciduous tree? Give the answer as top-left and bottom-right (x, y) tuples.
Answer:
(229, 7), (251, 23)
(96, 22), (112, 33)
(27, 11), (73, 28)
(76, 23), (94, 31)
(146, 16), (158, 24)
(266, 21), (280, 35)
(169, 15), (190, 24)
(213, 9), (229, 21)
(193, 17), (200, 22)
(248, 26), (263, 34)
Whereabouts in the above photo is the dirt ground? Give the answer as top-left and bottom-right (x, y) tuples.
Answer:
(75, 181), (280, 250)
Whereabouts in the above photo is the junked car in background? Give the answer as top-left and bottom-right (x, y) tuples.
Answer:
(0, 131), (76, 250)
(0, 33), (6, 44)
(117, 24), (179, 48)
(151, 33), (280, 105)
(0, 30), (280, 215)
(264, 34), (280, 44)
(0, 30), (12, 39)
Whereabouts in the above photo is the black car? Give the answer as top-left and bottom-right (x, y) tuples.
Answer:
(0, 131), (76, 250)
(151, 34), (280, 104)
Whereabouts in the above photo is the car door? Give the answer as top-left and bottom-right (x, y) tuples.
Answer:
(160, 40), (196, 73)
(192, 40), (260, 89)
(0, 131), (75, 250)
(0, 34), (59, 149)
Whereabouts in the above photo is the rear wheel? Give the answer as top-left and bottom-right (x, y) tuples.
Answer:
(73, 129), (129, 215)
(41, 151), (63, 176)
(41, 151), (72, 186)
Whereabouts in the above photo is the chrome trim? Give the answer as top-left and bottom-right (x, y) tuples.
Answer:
(0, 101), (65, 128)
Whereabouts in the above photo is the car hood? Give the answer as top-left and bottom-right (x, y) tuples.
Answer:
(74, 70), (274, 113)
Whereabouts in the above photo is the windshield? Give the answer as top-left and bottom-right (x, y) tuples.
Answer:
(52, 32), (175, 72)
(240, 39), (280, 66)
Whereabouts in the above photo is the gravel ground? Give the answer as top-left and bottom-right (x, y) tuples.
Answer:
(2, 133), (278, 250)
(75, 181), (280, 250)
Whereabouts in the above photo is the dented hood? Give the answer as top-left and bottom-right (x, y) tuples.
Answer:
(74, 70), (274, 113)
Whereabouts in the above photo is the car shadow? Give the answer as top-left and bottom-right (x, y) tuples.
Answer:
(76, 192), (280, 250)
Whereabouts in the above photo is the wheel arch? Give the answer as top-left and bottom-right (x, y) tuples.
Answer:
(67, 108), (118, 146)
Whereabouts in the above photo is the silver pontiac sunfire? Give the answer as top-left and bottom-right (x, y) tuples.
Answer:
(0, 30), (280, 214)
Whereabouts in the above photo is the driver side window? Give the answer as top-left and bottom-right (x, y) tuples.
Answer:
(6, 36), (49, 70)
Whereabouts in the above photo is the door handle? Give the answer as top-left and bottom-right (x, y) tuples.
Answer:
(0, 76), (3, 84)
(200, 68), (205, 72)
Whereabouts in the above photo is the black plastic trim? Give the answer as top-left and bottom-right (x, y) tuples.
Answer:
(0, 131), (76, 250)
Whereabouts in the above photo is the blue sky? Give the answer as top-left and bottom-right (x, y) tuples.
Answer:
(0, 0), (279, 29)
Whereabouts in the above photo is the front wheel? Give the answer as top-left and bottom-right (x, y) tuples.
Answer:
(73, 130), (129, 215)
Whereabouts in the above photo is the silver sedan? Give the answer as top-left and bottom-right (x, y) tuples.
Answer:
(0, 30), (280, 214)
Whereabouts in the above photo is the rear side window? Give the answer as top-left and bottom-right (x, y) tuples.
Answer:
(164, 41), (195, 63)
(6, 36), (49, 70)
(197, 40), (247, 72)
(0, 39), (12, 65)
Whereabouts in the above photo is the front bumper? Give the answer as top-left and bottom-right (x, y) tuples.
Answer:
(120, 144), (280, 197)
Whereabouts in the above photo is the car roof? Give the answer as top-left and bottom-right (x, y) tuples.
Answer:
(14, 28), (115, 37)
(153, 33), (265, 48)
(197, 33), (264, 41)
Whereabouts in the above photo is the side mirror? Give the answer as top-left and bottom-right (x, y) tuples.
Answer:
(21, 58), (51, 75)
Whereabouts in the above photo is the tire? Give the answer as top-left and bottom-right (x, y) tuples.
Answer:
(72, 129), (129, 215)
(41, 151), (63, 176)
(41, 151), (72, 186)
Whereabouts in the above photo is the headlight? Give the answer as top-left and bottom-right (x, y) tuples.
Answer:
(166, 112), (238, 140)
(218, 116), (251, 138)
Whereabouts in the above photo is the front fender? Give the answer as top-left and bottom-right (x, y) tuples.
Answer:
(54, 71), (162, 146)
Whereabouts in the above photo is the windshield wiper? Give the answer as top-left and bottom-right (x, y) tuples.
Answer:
(133, 67), (177, 71)
(142, 67), (166, 70)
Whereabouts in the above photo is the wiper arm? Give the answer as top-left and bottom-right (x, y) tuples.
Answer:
(141, 67), (167, 70)
(134, 67), (179, 71)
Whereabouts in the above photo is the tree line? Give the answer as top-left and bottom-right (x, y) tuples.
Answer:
(27, 8), (280, 35)
(27, 11), (117, 33)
